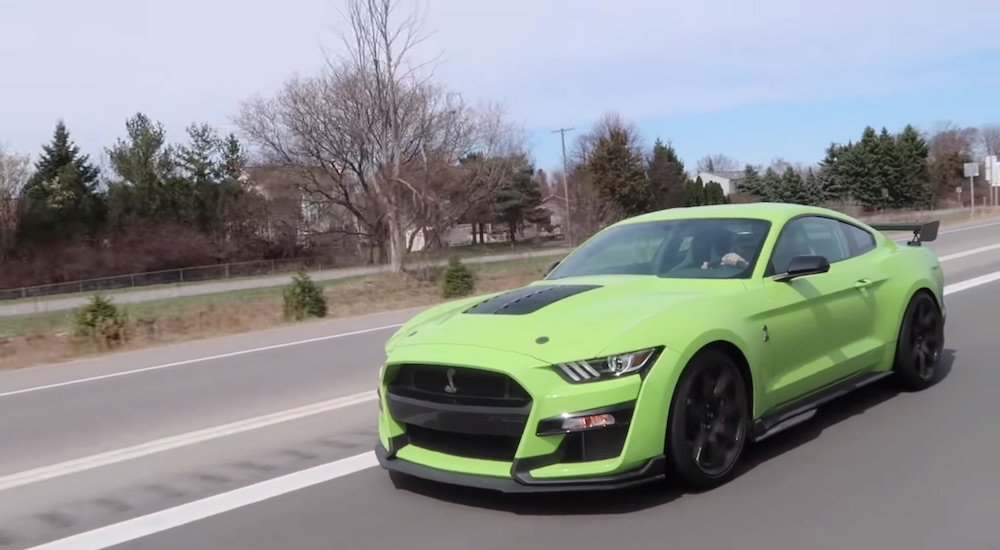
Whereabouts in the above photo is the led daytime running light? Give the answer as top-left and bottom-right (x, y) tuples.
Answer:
(554, 348), (658, 382)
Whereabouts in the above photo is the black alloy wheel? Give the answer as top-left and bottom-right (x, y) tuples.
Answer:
(893, 291), (944, 391)
(666, 348), (749, 490)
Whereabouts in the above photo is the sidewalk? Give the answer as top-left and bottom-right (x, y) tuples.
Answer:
(0, 248), (571, 318)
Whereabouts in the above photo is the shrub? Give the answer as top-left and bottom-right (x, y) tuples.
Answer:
(72, 294), (128, 347)
(283, 272), (328, 321)
(442, 256), (475, 298)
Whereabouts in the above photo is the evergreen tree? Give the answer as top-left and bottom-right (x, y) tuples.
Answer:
(220, 133), (248, 180)
(759, 167), (783, 202)
(587, 127), (652, 217)
(646, 138), (687, 209)
(817, 143), (848, 202)
(682, 178), (705, 206)
(18, 120), (105, 242)
(895, 124), (931, 208)
(774, 167), (806, 204)
(804, 168), (824, 205)
(848, 126), (883, 209)
(702, 180), (729, 205)
(737, 164), (769, 200)
(493, 156), (546, 243)
(873, 127), (903, 208)
(105, 113), (185, 226)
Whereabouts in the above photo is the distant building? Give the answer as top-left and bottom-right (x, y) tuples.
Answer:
(540, 194), (566, 230)
(697, 171), (746, 195)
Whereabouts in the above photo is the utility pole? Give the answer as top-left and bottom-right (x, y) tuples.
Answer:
(552, 127), (574, 245)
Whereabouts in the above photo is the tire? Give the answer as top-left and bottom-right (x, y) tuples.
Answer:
(665, 347), (750, 490)
(892, 291), (944, 391)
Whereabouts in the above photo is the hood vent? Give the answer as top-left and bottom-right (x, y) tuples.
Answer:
(463, 284), (602, 315)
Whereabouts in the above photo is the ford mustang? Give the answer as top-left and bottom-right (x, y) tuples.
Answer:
(374, 202), (945, 492)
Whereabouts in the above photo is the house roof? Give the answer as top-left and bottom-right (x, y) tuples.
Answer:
(699, 170), (746, 180)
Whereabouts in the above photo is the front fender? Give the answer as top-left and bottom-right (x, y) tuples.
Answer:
(620, 301), (766, 445)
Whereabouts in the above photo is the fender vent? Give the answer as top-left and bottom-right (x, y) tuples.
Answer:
(463, 284), (601, 315)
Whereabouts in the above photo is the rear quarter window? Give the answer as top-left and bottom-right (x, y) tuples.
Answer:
(841, 222), (876, 255)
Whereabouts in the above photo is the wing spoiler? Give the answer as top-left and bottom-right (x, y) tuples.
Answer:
(868, 220), (940, 246)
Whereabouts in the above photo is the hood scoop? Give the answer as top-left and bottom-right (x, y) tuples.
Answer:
(463, 284), (602, 315)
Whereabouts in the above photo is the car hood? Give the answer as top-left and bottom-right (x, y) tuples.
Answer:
(388, 275), (741, 364)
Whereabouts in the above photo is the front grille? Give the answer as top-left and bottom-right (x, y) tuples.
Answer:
(386, 364), (532, 462)
(388, 364), (531, 407)
(405, 424), (520, 461)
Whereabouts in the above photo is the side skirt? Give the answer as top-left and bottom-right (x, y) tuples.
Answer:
(751, 371), (894, 443)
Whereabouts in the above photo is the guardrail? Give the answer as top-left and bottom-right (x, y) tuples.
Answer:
(0, 247), (572, 318)
(0, 256), (338, 302)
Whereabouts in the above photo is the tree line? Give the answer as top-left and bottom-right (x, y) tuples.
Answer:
(1, 0), (999, 290)
(547, 113), (999, 241)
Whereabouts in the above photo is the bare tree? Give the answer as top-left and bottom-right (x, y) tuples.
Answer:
(696, 154), (740, 173)
(927, 121), (979, 159)
(0, 145), (31, 260)
(981, 124), (1000, 157)
(394, 96), (527, 251)
(329, 0), (438, 272)
(234, 0), (524, 269)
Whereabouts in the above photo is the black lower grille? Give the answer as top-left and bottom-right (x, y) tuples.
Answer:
(561, 425), (630, 463)
(388, 364), (531, 407)
(405, 424), (520, 461)
(386, 364), (532, 462)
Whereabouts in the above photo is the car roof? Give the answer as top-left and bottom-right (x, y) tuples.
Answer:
(614, 202), (856, 227)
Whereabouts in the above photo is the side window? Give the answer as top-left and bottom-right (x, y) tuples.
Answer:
(770, 216), (851, 274)
(838, 221), (876, 256)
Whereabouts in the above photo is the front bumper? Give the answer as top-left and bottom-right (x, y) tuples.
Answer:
(375, 343), (676, 493)
(376, 438), (667, 493)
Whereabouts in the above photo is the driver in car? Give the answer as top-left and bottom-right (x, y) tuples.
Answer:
(692, 227), (749, 269)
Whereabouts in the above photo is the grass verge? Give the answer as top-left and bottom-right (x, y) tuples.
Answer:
(0, 256), (556, 371)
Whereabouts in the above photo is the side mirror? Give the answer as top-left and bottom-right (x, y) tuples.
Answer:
(773, 254), (830, 282)
(544, 259), (560, 276)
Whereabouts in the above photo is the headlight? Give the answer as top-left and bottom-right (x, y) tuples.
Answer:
(552, 347), (662, 383)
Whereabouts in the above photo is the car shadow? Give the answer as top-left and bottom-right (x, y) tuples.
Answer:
(388, 349), (955, 515)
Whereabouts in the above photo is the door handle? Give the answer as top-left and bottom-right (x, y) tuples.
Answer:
(854, 278), (874, 289)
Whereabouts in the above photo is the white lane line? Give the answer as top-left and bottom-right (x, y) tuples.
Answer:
(942, 271), (1000, 295)
(0, 390), (378, 493)
(938, 243), (1000, 262)
(891, 218), (1000, 244)
(0, 323), (402, 399)
(24, 452), (380, 550)
(24, 269), (1000, 550)
(939, 219), (1000, 235)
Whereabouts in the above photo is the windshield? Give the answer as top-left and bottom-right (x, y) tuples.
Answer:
(547, 217), (772, 280)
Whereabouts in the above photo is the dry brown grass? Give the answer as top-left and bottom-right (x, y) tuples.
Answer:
(0, 257), (554, 371)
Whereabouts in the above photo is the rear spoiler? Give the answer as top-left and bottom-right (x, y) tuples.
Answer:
(868, 220), (940, 246)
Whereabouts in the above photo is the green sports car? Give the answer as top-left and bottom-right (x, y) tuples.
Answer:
(375, 202), (945, 492)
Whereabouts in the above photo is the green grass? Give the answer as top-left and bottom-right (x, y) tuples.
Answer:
(0, 275), (366, 337)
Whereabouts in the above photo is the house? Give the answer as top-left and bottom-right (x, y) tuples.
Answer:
(244, 165), (344, 246)
(539, 194), (566, 235)
(697, 171), (746, 195)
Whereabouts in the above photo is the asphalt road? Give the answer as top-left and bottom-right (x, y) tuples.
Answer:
(0, 220), (999, 549)
(0, 248), (570, 317)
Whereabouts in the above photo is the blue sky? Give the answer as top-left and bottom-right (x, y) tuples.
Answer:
(3, 0), (998, 177)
